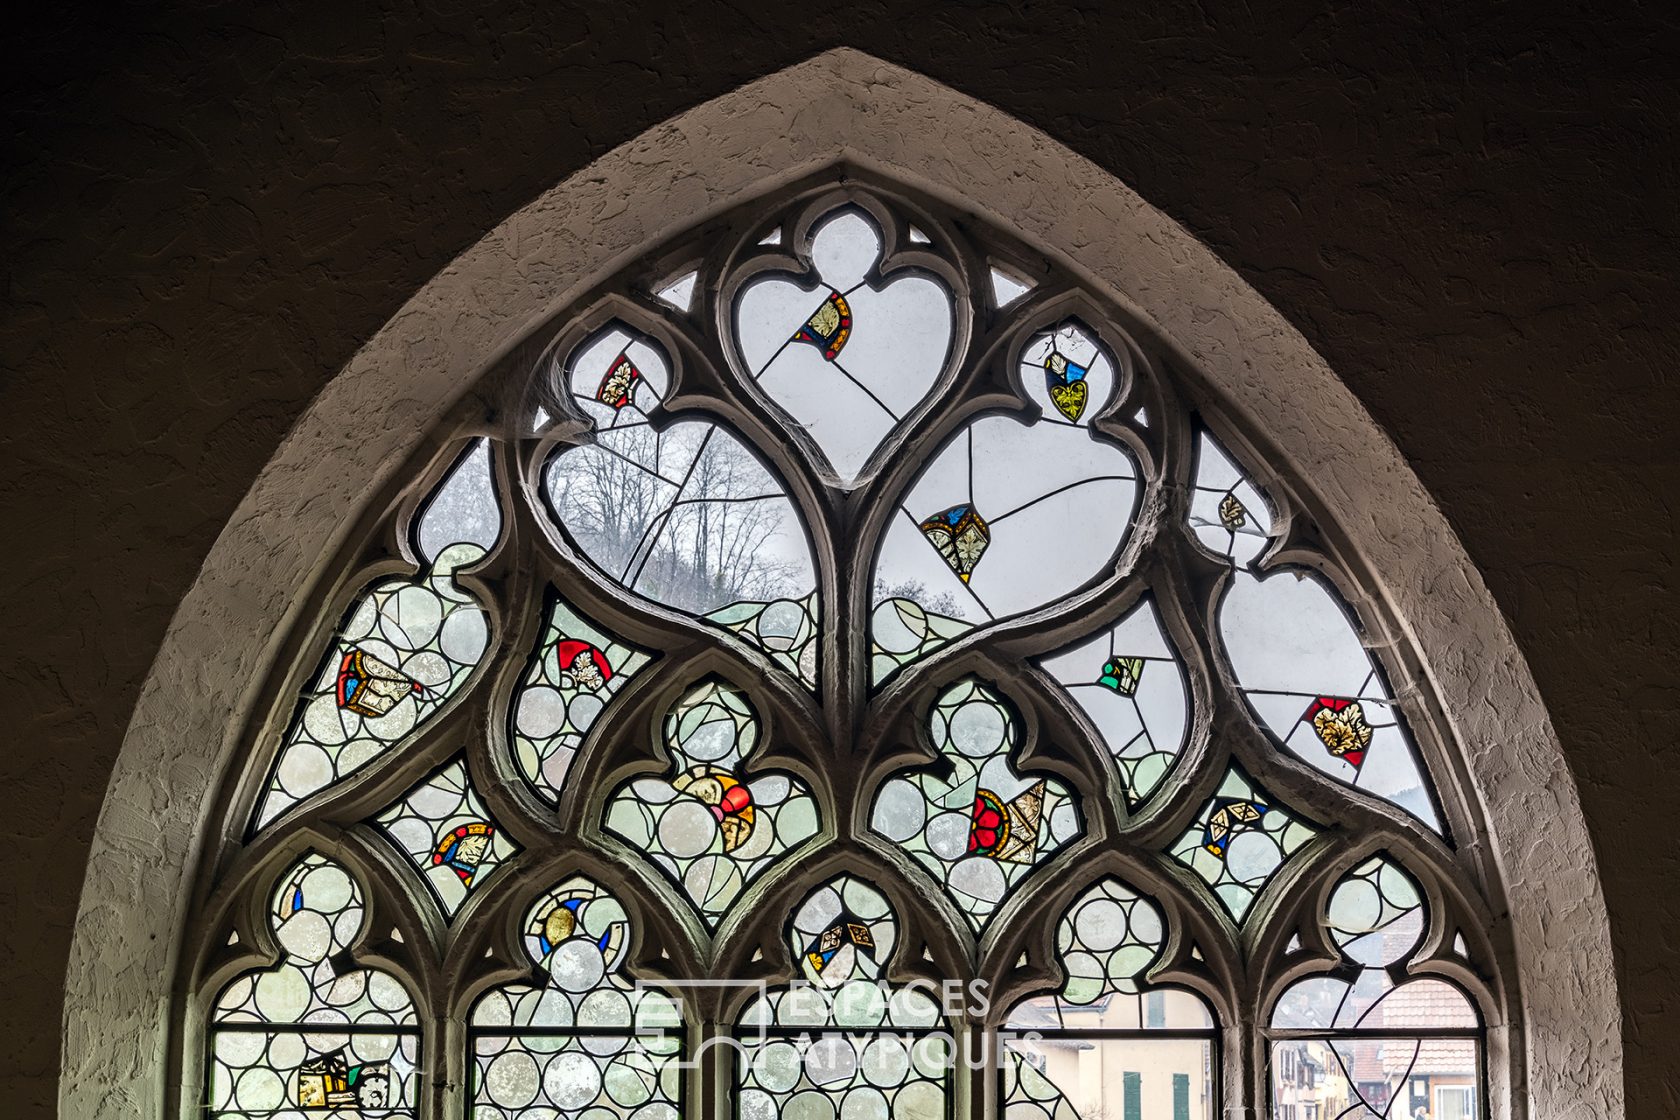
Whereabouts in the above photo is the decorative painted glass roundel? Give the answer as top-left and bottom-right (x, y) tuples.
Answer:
(201, 182), (1495, 1120)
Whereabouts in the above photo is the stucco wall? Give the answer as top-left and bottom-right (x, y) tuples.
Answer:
(4, 5), (1676, 1118)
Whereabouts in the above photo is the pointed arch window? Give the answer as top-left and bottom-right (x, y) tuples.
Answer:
(185, 176), (1500, 1119)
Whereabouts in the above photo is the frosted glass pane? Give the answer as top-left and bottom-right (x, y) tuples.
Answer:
(417, 438), (499, 563)
(656, 271), (697, 311)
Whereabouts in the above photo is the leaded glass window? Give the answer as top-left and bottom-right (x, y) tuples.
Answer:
(186, 178), (1501, 1119)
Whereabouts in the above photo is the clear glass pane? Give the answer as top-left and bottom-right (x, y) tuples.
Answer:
(546, 324), (819, 688)
(1004, 1037), (1214, 1120)
(1188, 430), (1272, 567)
(1273, 855), (1477, 1041)
(870, 322), (1139, 683)
(1271, 1038), (1481, 1120)
(1221, 570), (1444, 833)
(415, 438), (500, 564)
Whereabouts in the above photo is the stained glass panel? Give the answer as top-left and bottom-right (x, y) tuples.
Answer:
(870, 322), (1139, 683)
(1002, 880), (1216, 1120)
(196, 185), (1503, 1120)
(208, 854), (420, 1117)
(1270, 856), (1482, 1118)
(1222, 571), (1445, 833)
(736, 877), (947, 1120)
(602, 680), (819, 924)
(870, 678), (1080, 928)
(705, 593), (819, 689)
(371, 758), (518, 918)
(254, 443), (499, 831)
(545, 324), (819, 688)
(1187, 430), (1271, 567)
(510, 591), (654, 801)
(1168, 767), (1318, 922)
(734, 209), (954, 482)
(1035, 597), (1190, 806)
(469, 877), (682, 1118)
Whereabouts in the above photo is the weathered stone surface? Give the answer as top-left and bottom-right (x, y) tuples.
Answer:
(3, 7), (1675, 1119)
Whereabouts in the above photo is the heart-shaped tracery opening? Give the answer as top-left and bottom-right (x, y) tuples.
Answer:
(733, 209), (955, 484)
(869, 322), (1140, 683)
(544, 325), (820, 688)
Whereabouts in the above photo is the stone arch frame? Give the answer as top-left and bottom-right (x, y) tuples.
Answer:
(60, 47), (1619, 1120)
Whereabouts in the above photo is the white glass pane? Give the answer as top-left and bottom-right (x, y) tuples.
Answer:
(656, 270), (698, 311)
(991, 267), (1031, 307)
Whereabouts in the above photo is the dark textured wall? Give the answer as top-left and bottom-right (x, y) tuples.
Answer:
(4, 3), (1676, 1116)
